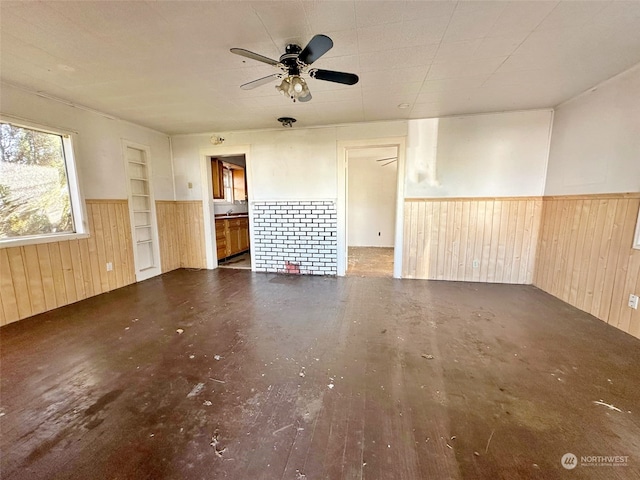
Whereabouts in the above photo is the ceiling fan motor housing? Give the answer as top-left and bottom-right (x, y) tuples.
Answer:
(280, 44), (303, 75)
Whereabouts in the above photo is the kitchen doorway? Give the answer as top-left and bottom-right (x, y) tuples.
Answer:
(346, 146), (399, 277)
(211, 154), (251, 270)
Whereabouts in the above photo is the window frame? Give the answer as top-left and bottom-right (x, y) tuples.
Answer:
(0, 115), (88, 248)
(222, 166), (234, 203)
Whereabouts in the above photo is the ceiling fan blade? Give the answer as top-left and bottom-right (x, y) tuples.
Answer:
(375, 157), (398, 162)
(298, 91), (312, 102)
(230, 48), (279, 66)
(240, 74), (280, 90)
(310, 69), (359, 85)
(298, 34), (333, 65)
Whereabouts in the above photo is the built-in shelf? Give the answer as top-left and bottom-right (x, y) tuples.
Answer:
(135, 224), (152, 229)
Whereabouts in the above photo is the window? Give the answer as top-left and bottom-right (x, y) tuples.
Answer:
(222, 167), (234, 203)
(0, 119), (85, 245)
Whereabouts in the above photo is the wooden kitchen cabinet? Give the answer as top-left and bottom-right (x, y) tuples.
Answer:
(238, 217), (249, 251)
(215, 219), (228, 260)
(232, 168), (247, 201)
(215, 217), (250, 260)
(211, 159), (224, 199)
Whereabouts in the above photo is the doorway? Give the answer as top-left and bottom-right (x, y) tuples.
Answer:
(346, 146), (398, 277)
(210, 154), (251, 270)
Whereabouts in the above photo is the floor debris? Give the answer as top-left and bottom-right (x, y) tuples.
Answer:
(295, 470), (306, 479)
(210, 430), (226, 457)
(214, 355), (222, 361)
(203, 400), (212, 406)
(593, 400), (622, 412)
(187, 383), (205, 398)
(272, 423), (294, 435)
(421, 354), (434, 360)
(176, 329), (184, 334)
(485, 429), (495, 453)
(209, 378), (226, 384)
(299, 367), (306, 378)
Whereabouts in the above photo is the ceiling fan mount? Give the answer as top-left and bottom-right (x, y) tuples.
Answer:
(281, 44), (302, 73)
(230, 35), (359, 103)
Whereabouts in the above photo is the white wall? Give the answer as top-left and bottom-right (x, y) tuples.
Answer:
(545, 64), (640, 195)
(405, 110), (553, 198)
(347, 147), (397, 247)
(0, 83), (174, 200)
(171, 121), (408, 202)
(171, 121), (407, 273)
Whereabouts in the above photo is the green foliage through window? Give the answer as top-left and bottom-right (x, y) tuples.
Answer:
(0, 122), (74, 239)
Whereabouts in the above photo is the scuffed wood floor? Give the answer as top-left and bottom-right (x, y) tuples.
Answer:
(1, 269), (639, 479)
(347, 247), (394, 277)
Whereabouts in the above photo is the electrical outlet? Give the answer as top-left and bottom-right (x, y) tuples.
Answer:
(629, 294), (639, 310)
(106, 262), (113, 272)
(188, 182), (193, 189)
(472, 259), (479, 268)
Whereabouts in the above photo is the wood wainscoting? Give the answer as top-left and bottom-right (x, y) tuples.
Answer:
(0, 199), (135, 326)
(156, 200), (206, 272)
(534, 193), (640, 339)
(403, 197), (542, 284)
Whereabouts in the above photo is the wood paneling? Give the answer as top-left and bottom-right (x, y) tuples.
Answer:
(0, 200), (135, 326)
(403, 197), (542, 284)
(156, 201), (206, 271)
(534, 193), (640, 339)
(156, 201), (181, 273)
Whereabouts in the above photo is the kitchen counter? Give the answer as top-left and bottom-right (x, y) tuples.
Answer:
(214, 213), (248, 219)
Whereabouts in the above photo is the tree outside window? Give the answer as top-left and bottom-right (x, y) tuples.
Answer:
(0, 122), (75, 239)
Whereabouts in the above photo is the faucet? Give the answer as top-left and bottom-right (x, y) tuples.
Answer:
(226, 208), (233, 215)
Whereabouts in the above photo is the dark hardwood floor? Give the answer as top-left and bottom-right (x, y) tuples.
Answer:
(1, 269), (639, 479)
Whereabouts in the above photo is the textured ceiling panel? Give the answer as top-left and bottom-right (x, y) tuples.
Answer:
(1, 0), (639, 134)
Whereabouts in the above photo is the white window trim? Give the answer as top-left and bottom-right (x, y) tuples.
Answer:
(0, 115), (88, 249)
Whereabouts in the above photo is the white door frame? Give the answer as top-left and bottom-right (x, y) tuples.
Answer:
(199, 145), (252, 269)
(337, 136), (407, 278)
(122, 140), (162, 281)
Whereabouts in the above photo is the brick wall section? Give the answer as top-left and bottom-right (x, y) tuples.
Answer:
(252, 200), (337, 275)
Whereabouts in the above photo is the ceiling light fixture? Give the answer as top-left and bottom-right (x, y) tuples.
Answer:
(277, 117), (297, 128)
(275, 75), (311, 102)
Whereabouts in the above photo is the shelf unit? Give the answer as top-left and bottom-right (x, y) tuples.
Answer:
(126, 146), (156, 274)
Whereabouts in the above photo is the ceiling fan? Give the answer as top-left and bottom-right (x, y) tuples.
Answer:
(376, 157), (397, 166)
(230, 34), (359, 103)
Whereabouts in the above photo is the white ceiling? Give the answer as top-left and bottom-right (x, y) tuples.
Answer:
(1, 1), (640, 135)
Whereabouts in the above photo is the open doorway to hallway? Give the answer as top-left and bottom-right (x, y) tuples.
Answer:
(346, 146), (398, 277)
